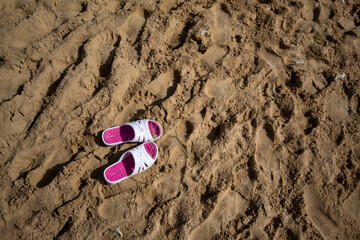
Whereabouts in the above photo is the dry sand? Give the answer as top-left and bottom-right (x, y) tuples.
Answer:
(0, 0), (360, 239)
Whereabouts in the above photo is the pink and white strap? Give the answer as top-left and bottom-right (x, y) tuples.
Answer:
(127, 120), (154, 143)
(129, 143), (158, 175)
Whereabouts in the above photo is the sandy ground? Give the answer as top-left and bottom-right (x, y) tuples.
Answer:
(0, 0), (360, 239)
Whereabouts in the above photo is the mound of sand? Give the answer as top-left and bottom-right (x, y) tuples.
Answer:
(0, 0), (359, 239)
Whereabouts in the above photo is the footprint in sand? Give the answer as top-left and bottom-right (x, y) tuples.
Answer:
(83, 30), (121, 78)
(0, 8), (56, 48)
(301, 0), (333, 23)
(301, 0), (316, 21)
(326, 89), (349, 123)
(160, 0), (177, 12)
(317, 0), (334, 22)
(7, 143), (68, 182)
(259, 47), (287, 84)
(9, 144), (84, 191)
(0, 67), (31, 104)
(188, 189), (248, 240)
(343, 186), (360, 226)
(56, 30), (119, 97)
(98, 188), (156, 222)
(274, 88), (295, 122)
(56, 1), (86, 23)
(8, 148), (40, 181)
(211, 3), (232, 44)
(163, 17), (187, 49)
(122, 7), (148, 45)
(98, 193), (133, 221)
(98, 34), (121, 78)
(197, 45), (229, 72)
(114, 69), (180, 123)
(26, 148), (73, 188)
(153, 136), (186, 196)
(353, 36), (360, 54)
(255, 122), (280, 183)
(20, 29), (122, 145)
(0, 1), (85, 48)
(144, 70), (180, 103)
(304, 185), (344, 240)
(204, 77), (235, 98)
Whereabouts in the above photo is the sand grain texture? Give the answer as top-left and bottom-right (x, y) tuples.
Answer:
(0, 0), (360, 239)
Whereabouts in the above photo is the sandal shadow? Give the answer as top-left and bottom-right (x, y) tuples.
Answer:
(90, 148), (131, 185)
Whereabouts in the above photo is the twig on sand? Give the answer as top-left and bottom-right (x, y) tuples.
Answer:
(335, 72), (346, 81)
(128, 185), (139, 214)
(341, 0), (345, 4)
(130, 177), (146, 185)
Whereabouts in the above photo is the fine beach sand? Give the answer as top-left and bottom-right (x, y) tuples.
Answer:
(1, 0), (360, 239)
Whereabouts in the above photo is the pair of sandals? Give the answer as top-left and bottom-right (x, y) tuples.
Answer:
(102, 120), (163, 184)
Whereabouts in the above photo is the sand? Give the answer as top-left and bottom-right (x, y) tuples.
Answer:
(0, 0), (359, 239)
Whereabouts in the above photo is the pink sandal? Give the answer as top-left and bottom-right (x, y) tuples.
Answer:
(102, 120), (162, 146)
(103, 142), (158, 184)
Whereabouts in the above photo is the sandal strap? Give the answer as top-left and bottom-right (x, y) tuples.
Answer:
(129, 144), (156, 175)
(127, 120), (153, 142)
